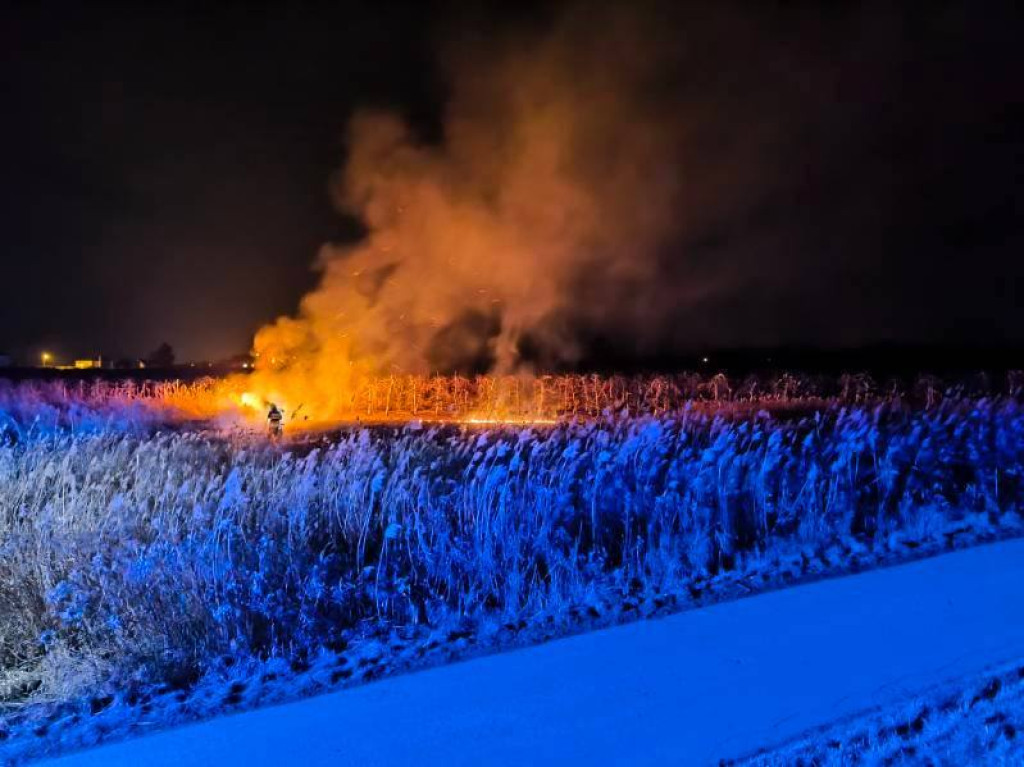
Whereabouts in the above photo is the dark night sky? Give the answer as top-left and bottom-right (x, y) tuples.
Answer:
(2, 1), (1022, 364)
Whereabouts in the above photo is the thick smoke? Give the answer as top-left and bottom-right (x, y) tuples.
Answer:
(252, 3), (687, 386)
(248, 0), (1020, 410)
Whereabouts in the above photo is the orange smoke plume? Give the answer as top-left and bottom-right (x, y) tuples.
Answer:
(225, 4), (686, 422)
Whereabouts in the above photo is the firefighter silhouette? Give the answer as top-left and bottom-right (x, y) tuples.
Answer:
(267, 403), (284, 438)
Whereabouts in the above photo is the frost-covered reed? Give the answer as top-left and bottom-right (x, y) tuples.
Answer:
(1, 394), (1022, 706)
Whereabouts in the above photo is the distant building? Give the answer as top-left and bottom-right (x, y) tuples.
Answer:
(223, 353), (256, 371)
(74, 358), (103, 370)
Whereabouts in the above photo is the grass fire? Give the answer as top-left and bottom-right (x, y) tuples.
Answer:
(4, 0), (1023, 763)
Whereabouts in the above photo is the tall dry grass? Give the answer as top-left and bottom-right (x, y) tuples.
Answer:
(1, 392), (1022, 707)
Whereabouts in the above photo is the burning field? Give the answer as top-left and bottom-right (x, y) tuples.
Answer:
(3, 26), (1022, 749)
(0, 368), (1004, 435)
(1, 0), (1021, 758)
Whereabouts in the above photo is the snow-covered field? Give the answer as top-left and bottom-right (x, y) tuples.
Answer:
(38, 538), (1024, 766)
(1, 379), (1023, 762)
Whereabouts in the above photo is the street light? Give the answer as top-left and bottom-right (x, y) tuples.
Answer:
(40, 351), (53, 367)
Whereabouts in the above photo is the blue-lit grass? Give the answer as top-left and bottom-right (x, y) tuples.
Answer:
(1, 394), (1022, 714)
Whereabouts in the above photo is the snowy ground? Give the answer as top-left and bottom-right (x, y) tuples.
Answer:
(36, 538), (1024, 766)
(746, 661), (1024, 764)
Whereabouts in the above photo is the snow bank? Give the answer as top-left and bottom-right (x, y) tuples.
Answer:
(42, 538), (1024, 766)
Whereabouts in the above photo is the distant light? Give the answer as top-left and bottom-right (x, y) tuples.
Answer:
(701, 356), (710, 364)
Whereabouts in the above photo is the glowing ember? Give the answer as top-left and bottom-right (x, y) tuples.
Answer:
(461, 417), (558, 426)
(239, 392), (263, 411)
